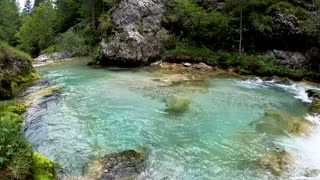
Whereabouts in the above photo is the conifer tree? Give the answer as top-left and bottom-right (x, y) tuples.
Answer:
(23, 0), (32, 14)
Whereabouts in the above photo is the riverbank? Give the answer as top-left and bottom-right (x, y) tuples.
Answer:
(163, 47), (320, 83)
(0, 43), (54, 179)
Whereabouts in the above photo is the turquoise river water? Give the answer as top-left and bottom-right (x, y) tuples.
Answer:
(23, 59), (320, 179)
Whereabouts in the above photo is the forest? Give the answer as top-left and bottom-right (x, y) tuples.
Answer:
(1, 0), (320, 179)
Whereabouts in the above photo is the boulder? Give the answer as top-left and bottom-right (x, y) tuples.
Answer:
(165, 96), (191, 113)
(98, 0), (169, 66)
(84, 149), (145, 180)
(194, 62), (213, 71)
(34, 51), (75, 62)
(306, 89), (320, 100)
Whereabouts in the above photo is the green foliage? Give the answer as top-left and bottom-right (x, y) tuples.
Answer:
(0, 102), (33, 179)
(31, 152), (55, 180)
(165, 0), (233, 49)
(0, 42), (32, 63)
(164, 46), (313, 80)
(58, 30), (87, 55)
(17, 0), (57, 55)
(0, 0), (20, 45)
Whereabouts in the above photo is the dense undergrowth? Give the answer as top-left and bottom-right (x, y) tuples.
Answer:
(164, 46), (320, 82)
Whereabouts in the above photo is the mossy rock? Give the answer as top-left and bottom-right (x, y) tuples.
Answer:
(165, 96), (191, 113)
(84, 149), (145, 179)
(31, 152), (55, 180)
(255, 111), (314, 136)
(0, 42), (40, 100)
(260, 150), (294, 176)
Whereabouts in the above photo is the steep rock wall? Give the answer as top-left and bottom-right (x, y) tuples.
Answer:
(98, 0), (169, 66)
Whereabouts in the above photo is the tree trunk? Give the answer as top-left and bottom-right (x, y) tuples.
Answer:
(239, 4), (243, 55)
(91, 0), (96, 30)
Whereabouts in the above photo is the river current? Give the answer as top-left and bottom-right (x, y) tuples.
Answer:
(23, 59), (320, 179)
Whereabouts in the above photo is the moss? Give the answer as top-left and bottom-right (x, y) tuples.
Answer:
(10, 70), (40, 90)
(312, 100), (320, 112)
(31, 152), (55, 180)
(0, 42), (40, 100)
(165, 96), (191, 113)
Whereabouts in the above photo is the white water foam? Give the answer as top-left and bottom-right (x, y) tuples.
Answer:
(237, 78), (320, 103)
(238, 77), (320, 178)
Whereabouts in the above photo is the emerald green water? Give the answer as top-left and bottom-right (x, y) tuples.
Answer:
(23, 59), (320, 179)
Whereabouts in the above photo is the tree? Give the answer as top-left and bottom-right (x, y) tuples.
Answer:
(17, 0), (57, 55)
(226, 0), (248, 54)
(23, 0), (32, 15)
(33, 0), (44, 7)
(0, 0), (20, 45)
(55, 0), (83, 33)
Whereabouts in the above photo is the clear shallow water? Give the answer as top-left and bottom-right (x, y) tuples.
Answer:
(23, 59), (320, 179)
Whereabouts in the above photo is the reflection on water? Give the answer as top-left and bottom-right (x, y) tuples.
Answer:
(23, 59), (320, 179)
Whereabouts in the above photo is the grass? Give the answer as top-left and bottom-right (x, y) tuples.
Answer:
(0, 42), (32, 63)
(0, 101), (32, 179)
(0, 42), (40, 100)
(164, 46), (320, 82)
(0, 100), (55, 179)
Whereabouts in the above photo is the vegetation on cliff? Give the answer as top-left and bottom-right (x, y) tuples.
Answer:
(0, 42), (40, 100)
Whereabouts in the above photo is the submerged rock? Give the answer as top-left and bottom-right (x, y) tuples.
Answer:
(165, 96), (191, 113)
(24, 85), (62, 106)
(260, 150), (294, 176)
(84, 149), (145, 180)
(255, 111), (314, 136)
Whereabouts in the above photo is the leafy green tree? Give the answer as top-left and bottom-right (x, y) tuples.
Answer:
(55, 0), (83, 33)
(165, 0), (233, 50)
(0, 0), (20, 45)
(17, 0), (57, 55)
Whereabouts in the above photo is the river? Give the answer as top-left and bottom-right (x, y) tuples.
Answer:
(23, 58), (320, 179)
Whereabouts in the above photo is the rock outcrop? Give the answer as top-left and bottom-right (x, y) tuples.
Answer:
(98, 0), (169, 66)
(34, 51), (75, 62)
(0, 44), (39, 100)
(84, 149), (145, 180)
(266, 49), (308, 68)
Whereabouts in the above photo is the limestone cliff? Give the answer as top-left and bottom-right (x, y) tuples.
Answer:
(98, 0), (169, 66)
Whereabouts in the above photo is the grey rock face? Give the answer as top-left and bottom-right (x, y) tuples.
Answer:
(34, 51), (75, 62)
(266, 49), (307, 68)
(273, 14), (300, 35)
(99, 0), (169, 66)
